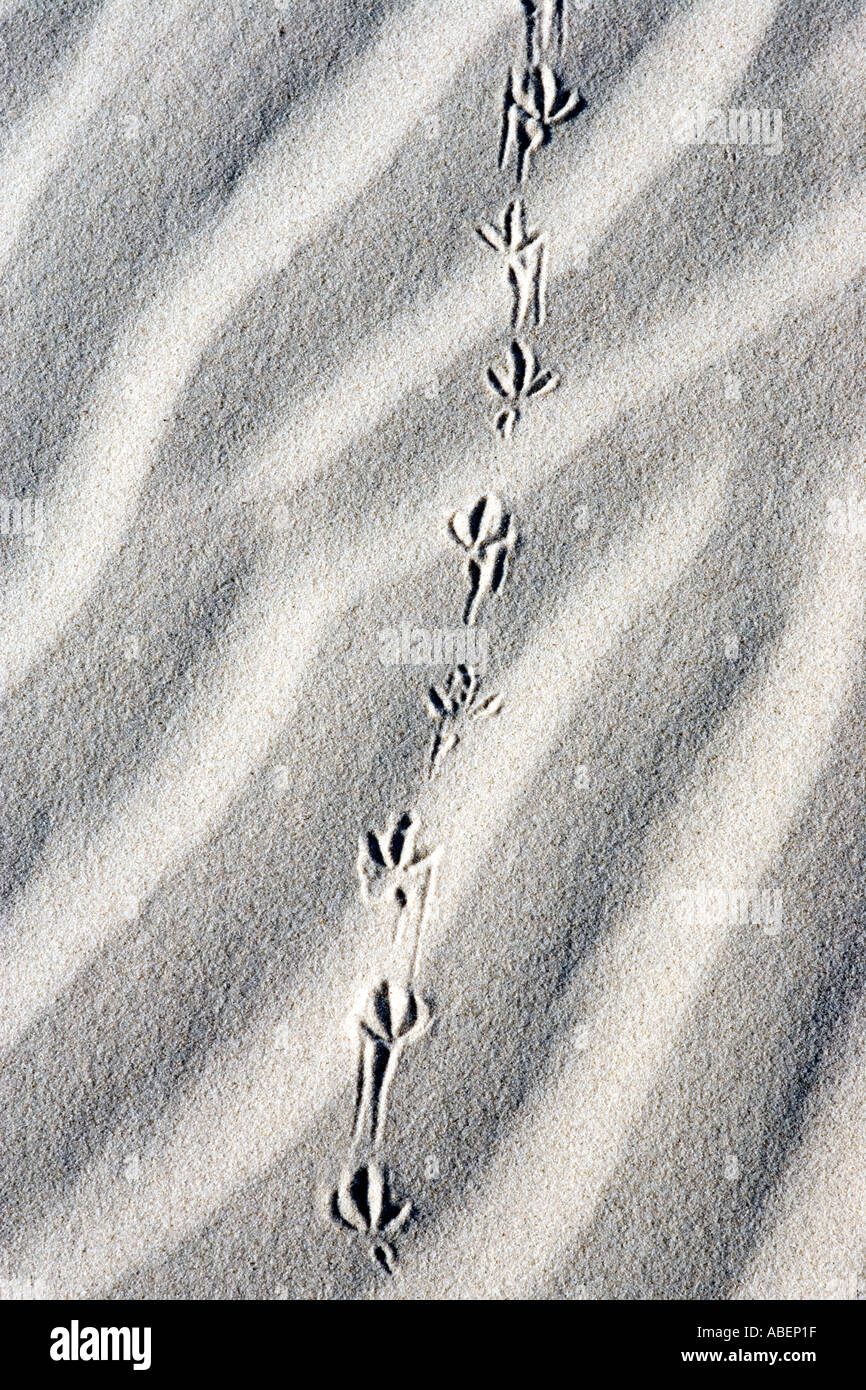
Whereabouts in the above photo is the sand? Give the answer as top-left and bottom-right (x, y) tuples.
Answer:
(0, 0), (864, 1300)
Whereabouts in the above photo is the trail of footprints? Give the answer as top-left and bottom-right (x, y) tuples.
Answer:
(326, 1), (584, 1272)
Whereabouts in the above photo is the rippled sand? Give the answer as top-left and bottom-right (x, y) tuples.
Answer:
(0, 0), (864, 1300)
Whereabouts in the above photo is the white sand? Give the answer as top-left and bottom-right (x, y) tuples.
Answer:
(1, 0), (864, 1300)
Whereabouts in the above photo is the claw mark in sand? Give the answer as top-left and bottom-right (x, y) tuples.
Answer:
(476, 198), (548, 329)
(520, 0), (568, 63)
(500, 62), (584, 183)
(329, 819), (440, 1269)
(486, 338), (560, 438)
(427, 664), (503, 777)
(330, 1161), (413, 1273)
(322, 0), (582, 1279)
(353, 980), (432, 1149)
(450, 494), (518, 625)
